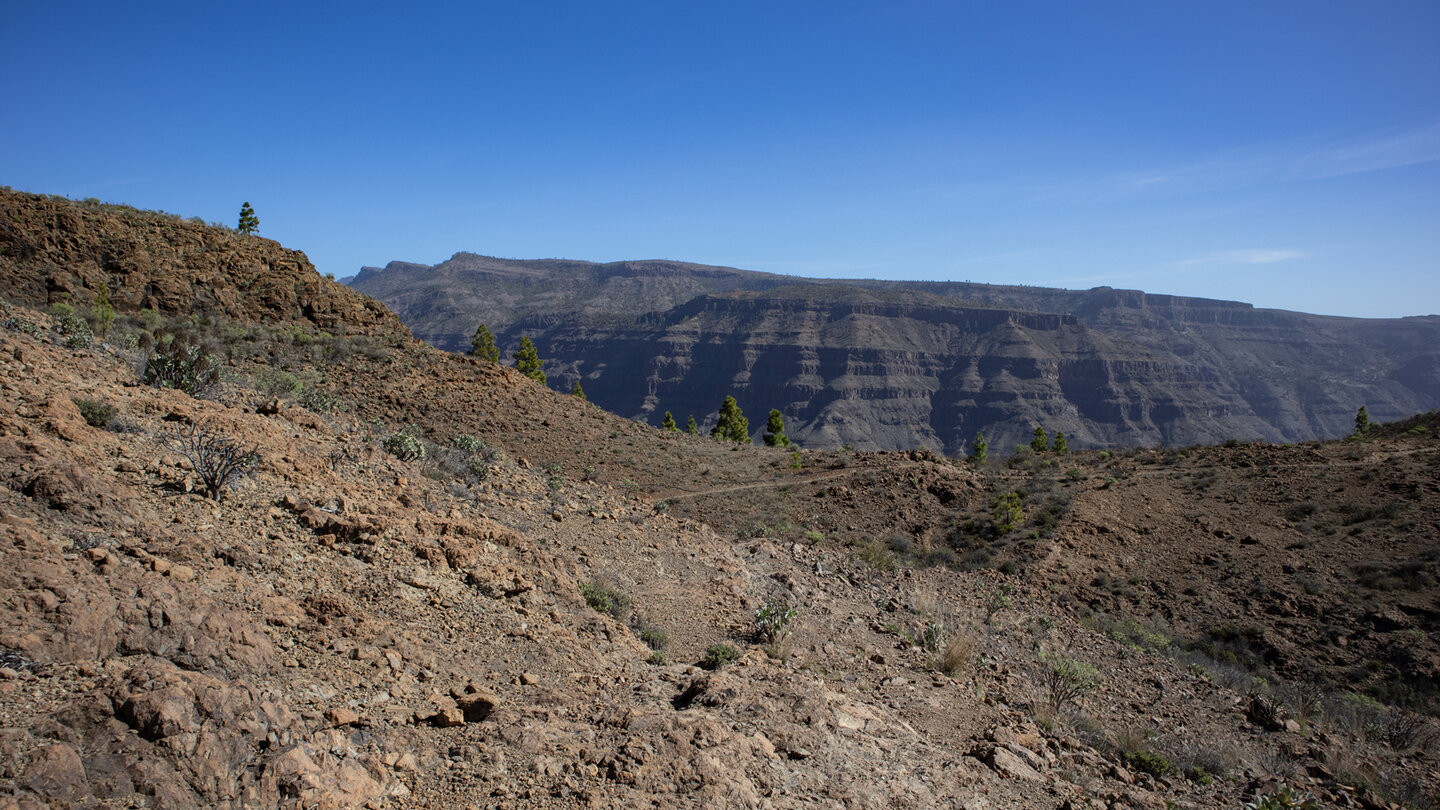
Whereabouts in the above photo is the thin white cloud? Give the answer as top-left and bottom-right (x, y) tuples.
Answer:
(1026, 122), (1440, 205)
(1178, 249), (1308, 266)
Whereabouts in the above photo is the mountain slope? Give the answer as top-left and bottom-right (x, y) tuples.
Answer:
(0, 190), (1435, 809)
(351, 253), (1440, 453)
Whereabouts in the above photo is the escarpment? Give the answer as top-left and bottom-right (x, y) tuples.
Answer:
(352, 253), (1440, 452)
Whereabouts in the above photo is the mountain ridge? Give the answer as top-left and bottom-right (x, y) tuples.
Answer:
(351, 253), (1440, 453)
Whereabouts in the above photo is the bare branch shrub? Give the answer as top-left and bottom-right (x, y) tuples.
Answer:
(173, 419), (258, 500)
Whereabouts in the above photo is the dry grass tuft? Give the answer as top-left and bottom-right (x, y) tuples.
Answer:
(938, 627), (980, 677)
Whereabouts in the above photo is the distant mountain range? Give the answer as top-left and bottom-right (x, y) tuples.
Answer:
(349, 252), (1440, 453)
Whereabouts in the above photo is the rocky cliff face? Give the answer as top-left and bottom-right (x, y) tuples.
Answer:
(351, 254), (1440, 453)
(536, 291), (1256, 454)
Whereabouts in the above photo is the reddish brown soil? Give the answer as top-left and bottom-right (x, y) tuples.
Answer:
(0, 300), (1434, 809)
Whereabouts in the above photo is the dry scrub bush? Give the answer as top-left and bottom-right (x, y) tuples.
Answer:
(172, 419), (258, 500)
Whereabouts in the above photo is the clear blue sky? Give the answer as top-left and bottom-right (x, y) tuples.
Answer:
(3, 1), (1437, 317)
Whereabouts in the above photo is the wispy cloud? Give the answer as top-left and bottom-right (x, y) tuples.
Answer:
(1178, 249), (1308, 266)
(743, 259), (889, 278)
(1027, 122), (1440, 205)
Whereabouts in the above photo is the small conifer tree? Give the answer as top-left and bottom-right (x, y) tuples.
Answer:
(711, 396), (749, 443)
(970, 431), (988, 464)
(991, 491), (1023, 534)
(470, 323), (499, 362)
(763, 409), (790, 447)
(1053, 431), (1068, 455)
(92, 282), (115, 340)
(1354, 405), (1371, 436)
(513, 336), (545, 384)
(237, 202), (259, 234)
(662, 411), (678, 431)
(685, 415), (699, 435)
(1031, 426), (1049, 454)
(571, 380), (586, 399)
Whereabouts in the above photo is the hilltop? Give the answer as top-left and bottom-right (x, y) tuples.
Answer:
(0, 190), (1436, 809)
(350, 252), (1440, 454)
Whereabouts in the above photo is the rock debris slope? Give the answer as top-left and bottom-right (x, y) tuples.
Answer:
(0, 191), (1435, 809)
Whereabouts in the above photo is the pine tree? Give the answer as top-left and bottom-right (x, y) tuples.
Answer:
(1053, 431), (1068, 455)
(237, 202), (259, 235)
(685, 415), (699, 436)
(469, 324), (499, 362)
(763, 409), (790, 447)
(513, 336), (545, 384)
(571, 380), (586, 399)
(92, 282), (115, 340)
(711, 396), (749, 443)
(1354, 405), (1371, 436)
(970, 432), (988, 464)
(991, 491), (1023, 534)
(1031, 426), (1049, 454)
(662, 412), (678, 432)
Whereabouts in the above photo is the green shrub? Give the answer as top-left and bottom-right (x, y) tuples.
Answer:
(3, 311), (40, 335)
(639, 627), (670, 651)
(920, 621), (947, 652)
(1039, 650), (1099, 713)
(856, 541), (896, 571)
(1244, 784), (1320, 810)
(298, 387), (348, 414)
(58, 313), (93, 349)
(453, 434), (484, 454)
(983, 584), (1013, 622)
(579, 582), (630, 621)
(71, 398), (116, 428)
(1083, 613), (1171, 653)
(1125, 749), (1174, 778)
(701, 643), (740, 670)
(144, 339), (221, 397)
(255, 369), (304, 397)
(753, 600), (797, 643)
(383, 427), (427, 462)
(465, 457), (492, 482)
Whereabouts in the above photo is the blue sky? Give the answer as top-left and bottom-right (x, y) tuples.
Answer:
(3, 1), (1437, 318)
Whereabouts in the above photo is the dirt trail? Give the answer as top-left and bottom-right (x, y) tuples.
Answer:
(653, 469), (855, 501)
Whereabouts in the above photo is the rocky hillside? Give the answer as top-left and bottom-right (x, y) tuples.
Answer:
(0, 188), (404, 337)
(350, 253), (1440, 454)
(0, 194), (1436, 809)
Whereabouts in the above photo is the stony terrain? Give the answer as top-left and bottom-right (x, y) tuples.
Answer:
(0, 192), (1436, 809)
(348, 252), (1440, 454)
